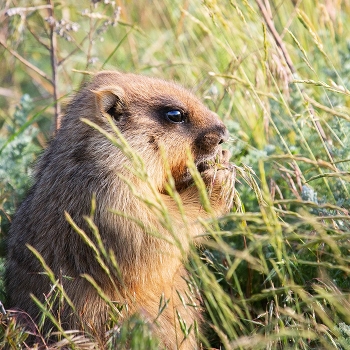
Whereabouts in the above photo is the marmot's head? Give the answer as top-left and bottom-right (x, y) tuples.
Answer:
(66, 71), (229, 192)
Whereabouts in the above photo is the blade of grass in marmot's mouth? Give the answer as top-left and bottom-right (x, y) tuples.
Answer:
(196, 153), (220, 173)
(196, 155), (233, 173)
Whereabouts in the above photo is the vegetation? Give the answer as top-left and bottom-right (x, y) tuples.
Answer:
(1, 0), (350, 348)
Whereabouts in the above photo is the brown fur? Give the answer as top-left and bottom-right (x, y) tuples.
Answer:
(6, 71), (234, 349)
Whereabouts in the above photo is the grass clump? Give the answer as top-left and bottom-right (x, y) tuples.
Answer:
(1, 0), (350, 349)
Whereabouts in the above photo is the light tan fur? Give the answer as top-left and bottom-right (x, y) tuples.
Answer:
(6, 71), (234, 349)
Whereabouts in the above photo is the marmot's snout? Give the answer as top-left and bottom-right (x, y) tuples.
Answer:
(218, 127), (229, 144)
(195, 124), (229, 153)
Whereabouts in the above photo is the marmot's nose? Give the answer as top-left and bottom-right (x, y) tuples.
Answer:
(196, 125), (230, 152)
(218, 128), (229, 145)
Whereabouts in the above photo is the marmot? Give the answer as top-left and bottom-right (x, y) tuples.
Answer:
(6, 71), (234, 349)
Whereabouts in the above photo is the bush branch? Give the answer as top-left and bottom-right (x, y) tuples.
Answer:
(0, 38), (53, 84)
(47, 0), (61, 131)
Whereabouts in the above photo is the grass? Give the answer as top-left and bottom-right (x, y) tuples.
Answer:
(1, 0), (350, 348)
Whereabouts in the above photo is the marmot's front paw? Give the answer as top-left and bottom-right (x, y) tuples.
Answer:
(201, 148), (232, 183)
(217, 148), (231, 166)
(200, 149), (235, 213)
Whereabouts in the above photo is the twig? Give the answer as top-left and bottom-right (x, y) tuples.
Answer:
(256, 0), (333, 160)
(255, 0), (295, 74)
(27, 21), (50, 51)
(47, 0), (61, 131)
(5, 5), (51, 17)
(85, 2), (94, 70)
(0, 38), (53, 84)
(58, 40), (84, 66)
(304, 95), (350, 122)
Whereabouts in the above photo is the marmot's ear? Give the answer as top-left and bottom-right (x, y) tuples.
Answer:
(91, 86), (126, 121)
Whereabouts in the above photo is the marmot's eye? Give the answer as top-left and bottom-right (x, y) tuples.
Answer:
(165, 110), (185, 123)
